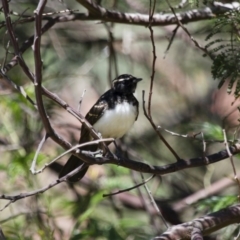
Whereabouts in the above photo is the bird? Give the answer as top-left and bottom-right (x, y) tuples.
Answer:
(59, 74), (142, 182)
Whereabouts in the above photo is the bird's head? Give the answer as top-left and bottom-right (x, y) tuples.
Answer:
(112, 74), (142, 94)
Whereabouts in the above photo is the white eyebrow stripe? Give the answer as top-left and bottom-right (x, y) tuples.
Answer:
(115, 77), (131, 82)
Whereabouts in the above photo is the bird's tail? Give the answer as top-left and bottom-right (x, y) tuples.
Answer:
(59, 155), (89, 182)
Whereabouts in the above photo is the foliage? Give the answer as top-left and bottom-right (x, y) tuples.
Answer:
(0, 0), (240, 239)
(205, 10), (240, 98)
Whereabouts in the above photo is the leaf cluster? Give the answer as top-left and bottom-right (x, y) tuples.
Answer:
(205, 10), (240, 98)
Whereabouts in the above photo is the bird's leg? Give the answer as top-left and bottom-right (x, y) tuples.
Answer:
(112, 141), (122, 164)
(91, 149), (104, 156)
(113, 141), (121, 155)
(79, 144), (103, 157)
(96, 131), (114, 157)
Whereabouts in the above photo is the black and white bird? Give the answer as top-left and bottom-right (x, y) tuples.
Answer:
(59, 74), (142, 182)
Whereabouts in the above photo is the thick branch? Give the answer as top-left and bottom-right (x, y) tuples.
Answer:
(33, 0), (53, 135)
(154, 204), (240, 239)
(75, 0), (239, 26)
(71, 143), (240, 176)
(1, 1), (240, 29)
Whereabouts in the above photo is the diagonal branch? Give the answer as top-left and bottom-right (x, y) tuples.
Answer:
(1, 2), (240, 29)
(75, 0), (239, 26)
(33, 0), (54, 136)
(76, 143), (240, 176)
(154, 204), (240, 239)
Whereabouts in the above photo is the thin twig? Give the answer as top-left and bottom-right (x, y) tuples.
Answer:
(0, 70), (36, 107)
(159, 125), (234, 143)
(164, 25), (179, 59)
(140, 173), (169, 229)
(147, 0), (156, 117)
(104, 23), (118, 85)
(142, 91), (181, 160)
(144, 1), (180, 161)
(103, 174), (155, 197)
(31, 138), (114, 174)
(222, 129), (240, 201)
(0, 161), (91, 211)
(165, 0), (213, 59)
(30, 133), (48, 173)
(4, 19), (56, 72)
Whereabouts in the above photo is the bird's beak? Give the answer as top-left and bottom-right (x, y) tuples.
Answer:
(136, 78), (142, 82)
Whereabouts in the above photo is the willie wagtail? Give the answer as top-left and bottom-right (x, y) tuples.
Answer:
(59, 74), (142, 182)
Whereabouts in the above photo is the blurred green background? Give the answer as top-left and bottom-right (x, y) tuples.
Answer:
(0, 0), (239, 239)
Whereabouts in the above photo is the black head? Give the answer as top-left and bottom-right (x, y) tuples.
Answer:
(112, 74), (142, 94)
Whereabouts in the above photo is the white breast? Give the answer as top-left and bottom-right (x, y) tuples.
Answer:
(93, 102), (137, 139)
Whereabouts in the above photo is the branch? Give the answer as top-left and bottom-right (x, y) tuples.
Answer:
(166, 0), (212, 59)
(1, 2), (239, 29)
(1, 1), (107, 155)
(173, 175), (238, 211)
(33, 0), (53, 136)
(75, 0), (239, 26)
(103, 174), (155, 197)
(31, 138), (113, 174)
(2, 2), (240, 74)
(0, 70), (36, 107)
(70, 143), (240, 176)
(154, 204), (240, 239)
(142, 91), (181, 161)
(4, 18), (56, 72)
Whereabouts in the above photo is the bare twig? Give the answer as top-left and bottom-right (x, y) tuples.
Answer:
(148, 0), (156, 25)
(4, 19), (56, 72)
(142, 91), (181, 160)
(173, 175), (238, 211)
(0, 70), (36, 107)
(0, 162), (88, 211)
(147, 2), (156, 117)
(1, 1), (239, 30)
(2, 0), (36, 81)
(223, 129), (240, 201)
(140, 173), (169, 228)
(130, 171), (160, 233)
(104, 23), (118, 85)
(30, 133), (48, 173)
(31, 138), (114, 174)
(166, 0), (212, 59)
(164, 25), (179, 58)
(103, 174), (155, 197)
(143, 0), (180, 162)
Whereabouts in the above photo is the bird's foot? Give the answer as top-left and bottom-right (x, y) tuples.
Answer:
(92, 149), (103, 157)
(81, 149), (103, 157)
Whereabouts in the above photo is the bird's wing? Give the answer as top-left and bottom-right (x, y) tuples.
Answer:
(79, 93), (110, 144)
